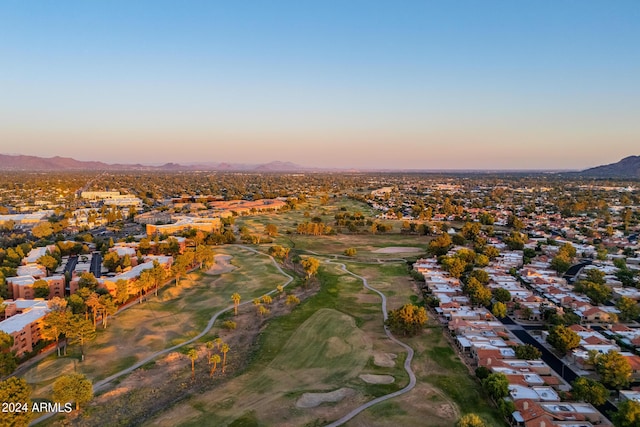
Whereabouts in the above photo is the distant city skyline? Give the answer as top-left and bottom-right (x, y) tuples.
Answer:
(1, 1), (638, 170)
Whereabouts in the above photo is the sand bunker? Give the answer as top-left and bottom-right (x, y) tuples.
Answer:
(296, 388), (355, 408)
(205, 254), (235, 275)
(373, 352), (397, 367)
(359, 374), (395, 384)
(372, 247), (423, 254)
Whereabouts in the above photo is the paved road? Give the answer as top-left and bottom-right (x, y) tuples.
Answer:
(63, 255), (78, 275)
(90, 252), (102, 278)
(563, 260), (592, 284)
(324, 260), (417, 427)
(31, 247), (293, 426)
(509, 328), (617, 420)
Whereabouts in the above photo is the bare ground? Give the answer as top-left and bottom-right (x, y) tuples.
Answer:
(372, 352), (397, 368)
(371, 247), (424, 254)
(204, 254), (235, 275)
(359, 374), (395, 384)
(50, 280), (321, 427)
(295, 387), (356, 408)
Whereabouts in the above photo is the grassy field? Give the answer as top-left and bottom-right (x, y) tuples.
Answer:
(30, 197), (504, 426)
(23, 246), (289, 400)
(144, 260), (415, 427)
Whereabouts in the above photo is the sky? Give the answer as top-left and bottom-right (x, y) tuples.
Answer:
(1, 1), (639, 170)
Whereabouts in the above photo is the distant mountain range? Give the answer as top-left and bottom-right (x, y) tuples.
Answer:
(0, 154), (313, 172)
(1, 153), (639, 176)
(577, 155), (640, 178)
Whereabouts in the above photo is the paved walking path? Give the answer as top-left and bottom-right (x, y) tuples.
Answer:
(31, 247), (293, 426)
(31, 247), (418, 426)
(324, 259), (417, 427)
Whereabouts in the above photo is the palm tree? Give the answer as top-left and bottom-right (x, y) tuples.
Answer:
(261, 295), (272, 305)
(187, 348), (198, 381)
(221, 343), (230, 373)
(259, 305), (270, 317)
(151, 261), (166, 296)
(213, 337), (223, 351)
(231, 293), (241, 315)
(85, 292), (101, 327)
(205, 341), (214, 362)
(209, 354), (221, 377)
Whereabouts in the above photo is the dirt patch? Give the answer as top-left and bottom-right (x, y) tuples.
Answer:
(436, 402), (456, 419)
(372, 247), (423, 254)
(359, 374), (395, 384)
(326, 336), (351, 358)
(373, 352), (397, 368)
(296, 387), (355, 408)
(205, 254), (235, 275)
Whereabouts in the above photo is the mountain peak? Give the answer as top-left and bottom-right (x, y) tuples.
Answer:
(579, 155), (640, 178)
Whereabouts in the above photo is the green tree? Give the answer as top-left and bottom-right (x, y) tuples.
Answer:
(285, 294), (300, 305)
(492, 301), (507, 318)
(0, 377), (33, 426)
(209, 354), (221, 377)
(493, 288), (511, 303)
(0, 330), (13, 349)
(195, 245), (215, 270)
(221, 343), (230, 373)
(344, 247), (357, 257)
(187, 348), (198, 381)
(78, 272), (99, 290)
(150, 260), (166, 296)
(475, 253), (489, 267)
(301, 257), (320, 278)
(264, 223), (278, 237)
(132, 270), (153, 304)
(551, 254), (572, 274)
(441, 256), (467, 279)
(37, 254), (58, 275)
(482, 372), (509, 400)
(465, 278), (492, 307)
(514, 344), (542, 360)
(547, 325), (580, 354)
(484, 245), (500, 259)
(571, 377), (609, 406)
(585, 268), (606, 285)
(172, 251), (194, 286)
(504, 231), (526, 250)
(98, 294), (117, 328)
(456, 413), (486, 427)
(0, 331), (17, 376)
(222, 320), (236, 330)
(40, 310), (70, 356)
(66, 314), (97, 361)
(268, 245), (290, 261)
(574, 280), (612, 305)
(612, 399), (640, 427)
(115, 278), (130, 304)
(231, 292), (241, 315)
(616, 297), (640, 322)
(52, 373), (93, 411)
(596, 351), (632, 390)
(428, 233), (452, 256)
(385, 303), (428, 336)
(103, 251), (121, 272)
(33, 279), (50, 298)
(32, 221), (54, 239)
(475, 366), (491, 380)
(470, 269), (490, 285)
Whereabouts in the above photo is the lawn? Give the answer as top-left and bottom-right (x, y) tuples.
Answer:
(22, 245), (290, 399)
(31, 196), (504, 426)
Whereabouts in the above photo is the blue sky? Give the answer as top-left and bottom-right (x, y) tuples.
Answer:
(1, 1), (638, 169)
